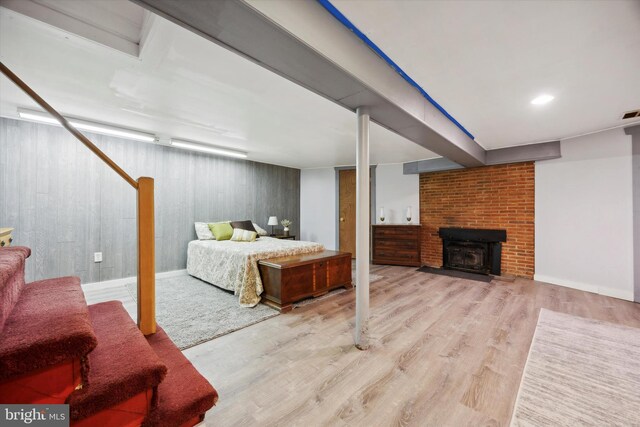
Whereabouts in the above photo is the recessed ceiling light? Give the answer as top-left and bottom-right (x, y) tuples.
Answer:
(531, 94), (554, 105)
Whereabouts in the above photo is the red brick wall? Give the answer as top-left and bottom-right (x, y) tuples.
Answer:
(419, 162), (535, 278)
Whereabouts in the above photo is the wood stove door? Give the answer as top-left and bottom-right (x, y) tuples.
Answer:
(444, 241), (490, 273)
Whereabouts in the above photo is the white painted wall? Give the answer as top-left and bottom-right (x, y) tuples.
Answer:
(302, 135), (635, 302)
(300, 163), (419, 249)
(300, 168), (336, 249)
(535, 128), (634, 301)
(375, 163), (420, 224)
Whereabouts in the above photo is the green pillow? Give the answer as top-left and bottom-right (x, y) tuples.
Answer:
(208, 222), (233, 241)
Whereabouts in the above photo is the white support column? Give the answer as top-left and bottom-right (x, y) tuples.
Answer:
(355, 106), (370, 349)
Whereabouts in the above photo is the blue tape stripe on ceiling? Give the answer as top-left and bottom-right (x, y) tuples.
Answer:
(316, 0), (475, 140)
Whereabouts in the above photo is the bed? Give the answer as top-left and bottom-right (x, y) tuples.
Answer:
(186, 237), (324, 307)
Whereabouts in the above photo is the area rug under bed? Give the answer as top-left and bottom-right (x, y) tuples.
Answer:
(126, 275), (279, 349)
(510, 308), (640, 426)
(126, 271), (385, 349)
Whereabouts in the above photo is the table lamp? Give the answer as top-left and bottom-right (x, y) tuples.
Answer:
(268, 216), (278, 236)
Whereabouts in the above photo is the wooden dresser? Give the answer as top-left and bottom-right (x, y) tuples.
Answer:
(372, 224), (422, 267)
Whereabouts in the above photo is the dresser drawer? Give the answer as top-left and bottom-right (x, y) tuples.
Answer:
(374, 238), (418, 250)
(374, 258), (420, 266)
(374, 247), (419, 259)
(373, 227), (418, 239)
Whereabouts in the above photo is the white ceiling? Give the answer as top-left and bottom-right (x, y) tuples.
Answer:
(1, 1), (639, 169)
(0, 3), (436, 169)
(332, 0), (640, 147)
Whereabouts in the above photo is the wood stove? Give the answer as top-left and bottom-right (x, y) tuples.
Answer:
(439, 228), (507, 275)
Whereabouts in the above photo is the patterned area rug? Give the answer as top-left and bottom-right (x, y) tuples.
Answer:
(126, 275), (279, 350)
(511, 309), (640, 426)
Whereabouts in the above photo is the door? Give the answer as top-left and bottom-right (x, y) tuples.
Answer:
(339, 169), (357, 258)
(339, 169), (374, 259)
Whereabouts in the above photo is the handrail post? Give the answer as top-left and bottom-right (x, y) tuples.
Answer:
(137, 177), (156, 335)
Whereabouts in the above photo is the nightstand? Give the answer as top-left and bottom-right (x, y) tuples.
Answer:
(272, 234), (296, 240)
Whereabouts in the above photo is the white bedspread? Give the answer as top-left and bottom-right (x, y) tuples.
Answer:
(186, 237), (324, 307)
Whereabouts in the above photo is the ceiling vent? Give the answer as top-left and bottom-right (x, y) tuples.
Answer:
(622, 109), (640, 119)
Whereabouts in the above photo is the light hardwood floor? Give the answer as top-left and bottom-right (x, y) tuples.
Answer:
(84, 265), (640, 426)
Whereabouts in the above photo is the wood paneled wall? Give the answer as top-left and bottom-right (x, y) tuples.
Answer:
(0, 118), (300, 283)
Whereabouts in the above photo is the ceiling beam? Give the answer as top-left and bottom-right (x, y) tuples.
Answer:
(485, 140), (561, 165)
(403, 158), (463, 175)
(404, 140), (561, 174)
(130, 0), (486, 167)
(2, 0), (140, 57)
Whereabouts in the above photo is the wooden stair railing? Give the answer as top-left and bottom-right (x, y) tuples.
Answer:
(0, 62), (156, 335)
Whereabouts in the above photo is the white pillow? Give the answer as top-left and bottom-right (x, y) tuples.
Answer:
(230, 228), (257, 242)
(194, 222), (214, 240)
(252, 222), (268, 236)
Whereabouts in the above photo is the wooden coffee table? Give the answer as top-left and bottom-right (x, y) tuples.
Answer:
(258, 250), (352, 312)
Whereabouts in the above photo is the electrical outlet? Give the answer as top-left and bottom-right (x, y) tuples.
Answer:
(94, 252), (103, 263)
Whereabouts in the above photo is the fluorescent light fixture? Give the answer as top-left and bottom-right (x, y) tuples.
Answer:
(530, 94), (554, 105)
(18, 111), (60, 125)
(170, 139), (247, 159)
(17, 108), (156, 142)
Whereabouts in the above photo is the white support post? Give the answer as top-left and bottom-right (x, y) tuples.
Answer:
(355, 106), (370, 349)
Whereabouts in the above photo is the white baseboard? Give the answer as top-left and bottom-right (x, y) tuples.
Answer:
(82, 269), (188, 291)
(534, 274), (634, 302)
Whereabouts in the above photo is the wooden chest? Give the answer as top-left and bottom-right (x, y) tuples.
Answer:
(258, 250), (352, 312)
(372, 224), (422, 267)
